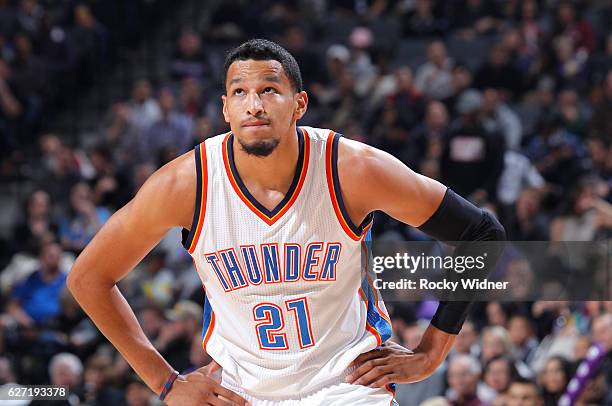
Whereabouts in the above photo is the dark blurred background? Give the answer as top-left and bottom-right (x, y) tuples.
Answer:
(0, 0), (611, 405)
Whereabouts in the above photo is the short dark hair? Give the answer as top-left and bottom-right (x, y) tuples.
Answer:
(223, 39), (303, 93)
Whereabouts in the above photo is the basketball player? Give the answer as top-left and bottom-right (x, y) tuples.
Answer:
(67, 39), (505, 405)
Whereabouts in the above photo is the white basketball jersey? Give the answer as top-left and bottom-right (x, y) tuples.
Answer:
(181, 127), (393, 400)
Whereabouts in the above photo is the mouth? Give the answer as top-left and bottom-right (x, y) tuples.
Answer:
(242, 120), (270, 127)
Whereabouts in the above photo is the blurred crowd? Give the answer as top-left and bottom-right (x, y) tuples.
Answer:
(0, 0), (611, 405)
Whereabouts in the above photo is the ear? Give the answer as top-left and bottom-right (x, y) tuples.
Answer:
(221, 95), (230, 123)
(293, 91), (308, 121)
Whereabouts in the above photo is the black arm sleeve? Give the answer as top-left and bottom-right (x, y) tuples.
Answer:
(418, 188), (506, 334)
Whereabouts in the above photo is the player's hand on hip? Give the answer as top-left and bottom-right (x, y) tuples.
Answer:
(345, 341), (432, 388)
(164, 366), (249, 406)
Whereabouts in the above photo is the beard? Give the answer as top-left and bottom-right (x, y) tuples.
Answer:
(237, 137), (280, 157)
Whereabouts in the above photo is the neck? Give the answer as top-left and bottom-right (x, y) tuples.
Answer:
(233, 126), (300, 193)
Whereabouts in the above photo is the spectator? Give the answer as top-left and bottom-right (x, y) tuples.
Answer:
(82, 355), (125, 404)
(140, 88), (193, 164)
(481, 88), (523, 150)
(474, 45), (523, 98)
(402, 0), (448, 38)
(552, 1), (596, 53)
(450, 0), (500, 38)
(481, 326), (513, 363)
(179, 76), (204, 118)
(550, 177), (612, 241)
(497, 151), (546, 210)
(506, 377), (543, 406)
(454, 320), (480, 358)
(7, 240), (67, 327)
(408, 100), (449, 169)
(88, 144), (132, 210)
(447, 354), (486, 406)
(538, 356), (572, 406)
(171, 29), (211, 83)
(47, 352), (83, 402)
(72, 4), (108, 86)
(508, 315), (538, 364)
(12, 189), (58, 254)
(124, 374), (155, 406)
(0, 57), (24, 152)
(482, 356), (517, 403)
(557, 88), (588, 138)
(58, 182), (111, 254)
(525, 114), (586, 189)
(127, 79), (161, 135)
(284, 26), (323, 89)
(154, 300), (202, 373)
(415, 41), (454, 100)
(588, 70), (612, 140)
(440, 89), (505, 199)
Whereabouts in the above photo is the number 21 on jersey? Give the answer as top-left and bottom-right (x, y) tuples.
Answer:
(253, 297), (315, 350)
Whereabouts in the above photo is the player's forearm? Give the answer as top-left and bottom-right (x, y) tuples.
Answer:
(67, 273), (173, 394)
(415, 324), (456, 375)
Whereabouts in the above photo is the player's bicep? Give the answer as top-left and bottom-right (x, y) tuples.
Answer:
(364, 148), (446, 227)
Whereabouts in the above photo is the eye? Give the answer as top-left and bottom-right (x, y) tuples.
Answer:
(233, 88), (245, 96)
(263, 87), (277, 94)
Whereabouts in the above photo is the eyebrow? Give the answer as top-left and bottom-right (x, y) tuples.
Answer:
(263, 75), (281, 83)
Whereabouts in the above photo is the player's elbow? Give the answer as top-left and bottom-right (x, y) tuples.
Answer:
(483, 211), (506, 242)
(66, 267), (84, 298)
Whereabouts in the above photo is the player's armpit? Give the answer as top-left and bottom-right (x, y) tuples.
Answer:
(337, 138), (446, 227)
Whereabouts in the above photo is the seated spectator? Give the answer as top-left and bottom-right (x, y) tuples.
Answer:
(482, 356), (518, 403)
(71, 4), (108, 86)
(447, 354), (486, 406)
(408, 100), (449, 168)
(82, 355), (124, 404)
(155, 300), (202, 373)
(88, 144), (132, 210)
(538, 356), (572, 406)
(557, 88), (588, 138)
(440, 89), (505, 200)
(12, 189), (58, 254)
(525, 114), (586, 190)
(31, 352), (84, 405)
(550, 177), (612, 241)
(552, 1), (595, 53)
(481, 326), (513, 364)
(474, 45), (522, 99)
(450, 0), (501, 38)
(508, 315), (539, 364)
(7, 240), (67, 327)
(481, 88), (523, 150)
(588, 70), (612, 140)
(402, 0), (448, 38)
(140, 88), (193, 165)
(124, 374), (155, 406)
(284, 26), (323, 90)
(497, 151), (546, 213)
(552, 35), (588, 91)
(58, 182), (111, 254)
(171, 29), (211, 84)
(506, 377), (543, 406)
(0, 57), (25, 152)
(179, 76), (204, 118)
(127, 79), (161, 136)
(454, 320), (480, 358)
(415, 41), (454, 100)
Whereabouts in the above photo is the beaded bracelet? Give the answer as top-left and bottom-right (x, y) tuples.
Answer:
(158, 370), (180, 401)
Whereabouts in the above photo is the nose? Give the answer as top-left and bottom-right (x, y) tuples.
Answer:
(246, 91), (264, 116)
